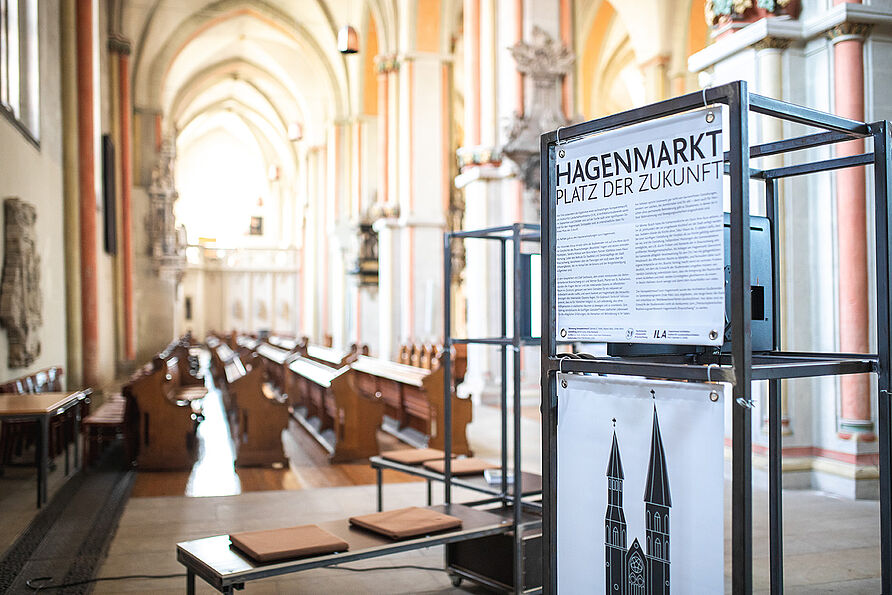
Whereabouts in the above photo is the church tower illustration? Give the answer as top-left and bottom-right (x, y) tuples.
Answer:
(605, 404), (672, 595)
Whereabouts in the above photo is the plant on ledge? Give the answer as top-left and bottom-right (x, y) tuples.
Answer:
(706, 0), (798, 27)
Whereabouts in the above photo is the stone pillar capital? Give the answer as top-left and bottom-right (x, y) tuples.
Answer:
(752, 37), (793, 52)
(375, 55), (400, 74)
(827, 23), (872, 44)
(107, 34), (132, 55)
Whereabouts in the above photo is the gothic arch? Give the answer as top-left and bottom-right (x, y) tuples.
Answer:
(131, 0), (347, 120)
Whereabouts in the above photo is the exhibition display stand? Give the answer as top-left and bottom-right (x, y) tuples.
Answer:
(539, 80), (892, 593)
(373, 223), (543, 591)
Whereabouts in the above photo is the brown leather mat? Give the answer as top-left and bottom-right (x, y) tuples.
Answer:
(229, 524), (348, 563)
(422, 457), (498, 475)
(348, 506), (462, 539)
(380, 448), (451, 465)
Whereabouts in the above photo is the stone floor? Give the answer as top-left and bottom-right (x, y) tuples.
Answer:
(88, 478), (883, 594)
(0, 376), (883, 593)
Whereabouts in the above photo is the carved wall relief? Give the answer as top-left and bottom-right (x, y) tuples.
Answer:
(147, 136), (187, 283)
(0, 198), (42, 368)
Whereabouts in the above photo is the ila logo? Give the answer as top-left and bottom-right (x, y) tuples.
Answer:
(653, 329), (667, 339)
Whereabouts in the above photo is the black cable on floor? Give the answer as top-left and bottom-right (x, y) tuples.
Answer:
(25, 563), (445, 591)
(25, 573), (186, 592)
(328, 564), (445, 573)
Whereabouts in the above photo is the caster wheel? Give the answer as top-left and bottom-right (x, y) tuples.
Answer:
(450, 574), (463, 587)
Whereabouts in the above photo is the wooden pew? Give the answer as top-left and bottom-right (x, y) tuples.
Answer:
(303, 343), (359, 369)
(254, 341), (299, 397)
(161, 355), (208, 407)
(160, 336), (204, 387)
(207, 335), (238, 388)
(268, 335), (303, 352)
(125, 365), (200, 470)
(398, 342), (468, 384)
(351, 354), (473, 455)
(286, 357), (382, 461)
(81, 393), (137, 467)
(221, 355), (289, 467)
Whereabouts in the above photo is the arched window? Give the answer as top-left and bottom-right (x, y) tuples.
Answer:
(664, 514), (669, 532)
(654, 512), (661, 532)
(655, 538), (662, 558)
(613, 527), (618, 545)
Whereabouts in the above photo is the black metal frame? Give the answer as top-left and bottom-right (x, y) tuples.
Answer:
(539, 80), (891, 593)
(443, 223), (543, 593)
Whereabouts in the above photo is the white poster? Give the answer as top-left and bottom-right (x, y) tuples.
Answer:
(554, 108), (725, 345)
(557, 374), (725, 594)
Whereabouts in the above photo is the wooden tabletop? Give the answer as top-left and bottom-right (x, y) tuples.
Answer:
(0, 391), (85, 416)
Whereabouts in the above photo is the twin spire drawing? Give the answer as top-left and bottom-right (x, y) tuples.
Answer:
(605, 390), (672, 595)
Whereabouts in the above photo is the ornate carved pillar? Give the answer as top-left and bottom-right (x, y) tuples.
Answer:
(830, 22), (874, 440)
(502, 26), (574, 216)
(147, 138), (186, 283)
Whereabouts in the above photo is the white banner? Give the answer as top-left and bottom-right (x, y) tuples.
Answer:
(554, 108), (725, 345)
(557, 374), (725, 594)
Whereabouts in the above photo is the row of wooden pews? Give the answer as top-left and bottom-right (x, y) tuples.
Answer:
(207, 334), (290, 467)
(229, 334), (473, 463)
(88, 335), (207, 470)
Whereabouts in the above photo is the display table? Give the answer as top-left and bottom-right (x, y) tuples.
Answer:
(369, 455), (541, 512)
(0, 390), (88, 507)
(176, 503), (530, 594)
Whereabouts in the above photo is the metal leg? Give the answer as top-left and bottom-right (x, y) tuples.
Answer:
(38, 414), (49, 507)
(376, 467), (383, 512)
(426, 479), (432, 506)
(186, 569), (195, 595)
(64, 418), (70, 476)
(768, 378), (783, 594)
(74, 405), (81, 470)
(513, 526), (524, 594)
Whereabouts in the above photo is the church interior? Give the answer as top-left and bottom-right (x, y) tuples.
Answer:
(0, 0), (888, 592)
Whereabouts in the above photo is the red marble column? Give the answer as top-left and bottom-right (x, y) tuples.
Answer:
(118, 43), (135, 361)
(77, 0), (98, 386)
(832, 21), (875, 440)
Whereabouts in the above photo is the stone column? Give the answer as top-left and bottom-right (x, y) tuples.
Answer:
(374, 56), (401, 358)
(830, 22), (875, 440)
(61, 0), (82, 387)
(401, 52), (449, 345)
(76, 0), (99, 387)
(640, 54), (670, 104)
(456, 0), (508, 402)
(108, 36), (135, 361)
(755, 37), (793, 435)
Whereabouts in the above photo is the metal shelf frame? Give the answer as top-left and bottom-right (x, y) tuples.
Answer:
(443, 222), (542, 593)
(539, 80), (892, 594)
